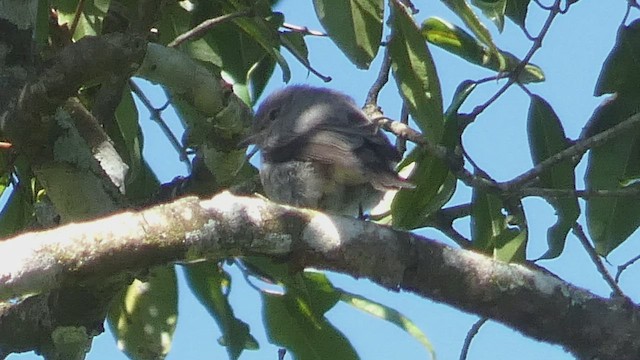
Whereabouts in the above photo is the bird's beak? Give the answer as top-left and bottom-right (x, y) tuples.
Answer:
(238, 131), (262, 148)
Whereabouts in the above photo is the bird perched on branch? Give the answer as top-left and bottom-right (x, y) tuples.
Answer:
(243, 85), (413, 215)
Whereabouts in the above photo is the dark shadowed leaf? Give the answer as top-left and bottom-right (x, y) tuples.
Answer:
(313, 0), (384, 69)
(584, 94), (640, 255)
(527, 95), (580, 259)
(595, 19), (640, 96)
(261, 269), (355, 360)
(184, 262), (258, 360)
(504, 0), (530, 26)
(0, 188), (33, 238)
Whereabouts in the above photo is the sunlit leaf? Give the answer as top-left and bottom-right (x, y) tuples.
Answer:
(440, 0), (504, 69)
(108, 266), (178, 360)
(51, 0), (110, 38)
(421, 17), (544, 83)
(471, 0), (507, 32)
(471, 186), (527, 262)
(340, 290), (435, 359)
(313, 0), (384, 69)
(388, 2), (443, 140)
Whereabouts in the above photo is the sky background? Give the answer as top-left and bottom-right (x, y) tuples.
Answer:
(9, 1), (640, 359)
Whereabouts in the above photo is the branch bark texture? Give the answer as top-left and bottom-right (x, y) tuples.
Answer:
(0, 192), (637, 359)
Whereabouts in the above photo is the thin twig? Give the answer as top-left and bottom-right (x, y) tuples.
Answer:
(69, 0), (86, 37)
(372, 116), (500, 191)
(129, 80), (192, 171)
(396, 103), (409, 155)
(572, 224), (627, 299)
(615, 254), (640, 283)
(501, 111), (640, 190)
(467, 0), (562, 119)
(280, 33), (332, 82)
(520, 186), (640, 199)
(282, 23), (326, 37)
(365, 47), (392, 107)
(459, 318), (488, 360)
(533, 0), (554, 11)
(168, 9), (253, 48)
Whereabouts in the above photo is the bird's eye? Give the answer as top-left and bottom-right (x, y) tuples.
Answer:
(268, 107), (281, 121)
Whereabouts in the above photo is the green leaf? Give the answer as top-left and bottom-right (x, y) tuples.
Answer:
(471, 187), (527, 262)
(392, 99), (463, 229)
(595, 19), (640, 96)
(421, 17), (544, 83)
(123, 159), (160, 202)
(112, 87), (142, 183)
(339, 290), (435, 359)
(391, 148), (454, 230)
(248, 258), (354, 359)
(184, 262), (258, 360)
(527, 96), (580, 258)
(51, 0), (109, 38)
(0, 188), (33, 238)
(584, 93), (640, 255)
(440, 0), (503, 69)
(471, 0), (507, 32)
(389, 2), (444, 141)
(162, 1), (282, 96)
(108, 266), (178, 360)
(504, 0), (530, 27)
(262, 291), (357, 360)
(243, 258), (341, 316)
(446, 80), (477, 117)
(313, 0), (384, 69)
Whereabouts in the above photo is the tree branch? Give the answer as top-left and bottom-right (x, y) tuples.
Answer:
(0, 192), (639, 359)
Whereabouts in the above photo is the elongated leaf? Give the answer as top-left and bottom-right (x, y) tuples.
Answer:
(421, 17), (544, 83)
(505, 0), (530, 26)
(595, 19), (640, 96)
(471, 0), (507, 32)
(392, 120), (458, 229)
(184, 262), (258, 360)
(108, 266), (178, 360)
(389, 2), (443, 141)
(527, 96), (580, 258)
(313, 0), (384, 69)
(261, 270), (355, 360)
(51, 0), (110, 38)
(584, 94), (640, 255)
(340, 290), (435, 359)
(471, 186), (527, 262)
(440, 0), (503, 69)
(0, 188), (33, 238)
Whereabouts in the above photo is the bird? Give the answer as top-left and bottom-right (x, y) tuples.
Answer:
(243, 85), (413, 215)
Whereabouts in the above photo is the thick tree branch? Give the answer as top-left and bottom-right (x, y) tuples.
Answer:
(0, 192), (639, 359)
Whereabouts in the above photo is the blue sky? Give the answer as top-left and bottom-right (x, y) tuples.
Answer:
(9, 1), (640, 359)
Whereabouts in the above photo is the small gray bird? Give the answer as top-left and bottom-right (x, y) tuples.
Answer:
(244, 85), (413, 215)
